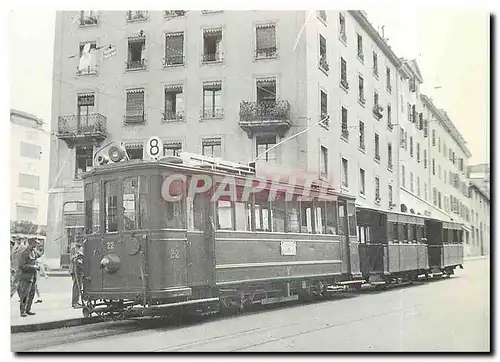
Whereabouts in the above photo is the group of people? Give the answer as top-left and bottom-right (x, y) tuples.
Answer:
(11, 236), (86, 316)
(10, 236), (46, 317)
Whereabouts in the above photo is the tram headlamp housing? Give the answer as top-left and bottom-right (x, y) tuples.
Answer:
(100, 254), (121, 274)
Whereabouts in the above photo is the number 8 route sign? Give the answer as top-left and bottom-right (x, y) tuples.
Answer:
(145, 137), (163, 160)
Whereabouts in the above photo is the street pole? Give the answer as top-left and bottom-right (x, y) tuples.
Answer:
(252, 115), (331, 163)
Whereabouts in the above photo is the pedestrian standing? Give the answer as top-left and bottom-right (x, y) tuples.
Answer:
(18, 237), (40, 317)
(70, 242), (84, 308)
(11, 237), (28, 299)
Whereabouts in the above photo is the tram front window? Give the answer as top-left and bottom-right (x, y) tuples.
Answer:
(85, 182), (100, 234)
(123, 178), (138, 230)
(287, 201), (300, 233)
(104, 180), (118, 233)
(234, 201), (251, 231)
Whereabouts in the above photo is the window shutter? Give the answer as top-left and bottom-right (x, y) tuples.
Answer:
(256, 24), (276, 50)
(126, 89), (145, 122)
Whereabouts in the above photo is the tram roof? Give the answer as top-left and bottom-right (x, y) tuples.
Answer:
(82, 158), (356, 200)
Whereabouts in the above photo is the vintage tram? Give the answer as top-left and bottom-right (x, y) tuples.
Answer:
(80, 142), (464, 319)
(80, 144), (364, 319)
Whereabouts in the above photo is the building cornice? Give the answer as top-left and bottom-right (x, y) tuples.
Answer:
(348, 10), (402, 69)
(420, 94), (472, 158)
(469, 181), (490, 202)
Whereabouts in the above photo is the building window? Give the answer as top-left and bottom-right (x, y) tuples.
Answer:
(407, 103), (412, 123)
(359, 120), (365, 150)
(339, 13), (346, 41)
(125, 89), (145, 124)
(340, 58), (349, 89)
(388, 185), (393, 206)
(400, 127), (405, 149)
(359, 168), (365, 195)
(79, 10), (98, 26)
(358, 76), (365, 104)
(202, 137), (222, 158)
(372, 51), (378, 77)
(433, 187), (437, 206)
(341, 158), (348, 187)
(410, 136), (413, 157)
(163, 85), (184, 121)
(374, 133), (380, 161)
(320, 146), (328, 178)
(20, 142), (41, 160)
(202, 81), (223, 119)
(432, 130), (436, 146)
(419, 113), (424, 130)
(77, 93), (95, 126)
(401, 165), (406, 188)
(386, 67), (392, 92)
(424, 149), (428, 169)
(202, 28), (223, 63)
(424, 120), (429, 137)
(256, 135), (277, 163)
(164, 142), (182, 157)
(388, 143), (393, 170)
(409, 77), (416, 93)
(77, 42), (97, 75)
(412, 105), (416, 124)
(19, 173), (40, 190)
(438, 137), (441, 153)
(438, 165), (442, 179)
(387, 104), (392, 128)
(424, 183), (428, 201)
(126, 36), (146, 70)
(127, 10), (148, 21)
(438, 191), (442, 209)
(410, 172), (414, 193)
(416, 143), (420, 163)
(318, 10), (327, 23)
(16, 205), (38, 223)
(319, 34), (329, 71)
(255, 23), (277, 59)
(341, 107), (348, 139)
(432, 159), (435, 175)
(164, 32), (184, 66)
(319, 90), (328, 122)
(356, 33), (364, 60)
(125, 145), (144, 160)
(75, 146), (93, 178)
(375, 177), (380, 202)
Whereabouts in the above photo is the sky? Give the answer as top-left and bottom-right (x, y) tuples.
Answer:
(8, 9), (490, 165)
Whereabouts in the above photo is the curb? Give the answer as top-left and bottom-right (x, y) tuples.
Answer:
(11, 316), (102, 334)
(46, 271), (71, 277)
(464, 256), (488, 261)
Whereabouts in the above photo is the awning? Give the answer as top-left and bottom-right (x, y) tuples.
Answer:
(165, 84), (183, 92)
(203, 81), (222, 90)
(203, 27), (222, 35)
(166, 31), (183, 38)
(163, 139), (182, 146)
(202, 137), (222, 146)
(256, 23), (276, 29)
(124, 140), (145, 149)
(127, 88), (145, 94)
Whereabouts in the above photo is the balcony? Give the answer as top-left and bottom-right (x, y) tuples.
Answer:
(163, 55), (185, 67)
(255, 47), (277, 60)
(126, 59), (147, 71)
(201, 107), (224, 119)
(127, 11), (148, 22)
(202, 52), (224, 63)
(319, 56), (329, 72)
(239, 100), (291, 137)
(163, 110), (185, 122)
(164, 10), (186, 18)
(373, 105), (383, 119)
(56, 113), (107, 148)
(79, 15), (98, 27)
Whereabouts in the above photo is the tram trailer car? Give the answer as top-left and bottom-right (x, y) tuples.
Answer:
(357, 207), (464, 286)
(80, 152), (365, 319)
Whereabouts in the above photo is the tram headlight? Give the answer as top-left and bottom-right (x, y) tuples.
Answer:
(100, 254), (121, 274)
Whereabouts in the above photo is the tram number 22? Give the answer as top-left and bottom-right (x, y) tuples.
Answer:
(170, 248), (180, 260)
(106, 241), (115, 250)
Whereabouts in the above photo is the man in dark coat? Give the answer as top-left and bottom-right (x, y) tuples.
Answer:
(18, 237), (40, 317)
(70, 242), (85, 308)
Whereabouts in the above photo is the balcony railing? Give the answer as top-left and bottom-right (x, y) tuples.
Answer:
(359, 95), (366, 105)
(239, 100), (291, 137)
(340, 79), (350, 90)
(164, 10), (186, 18)
(77, 65), (98, 75)
(359, 142), (365, 151)
(341, 128), (349, 140)
(127, 11), (148, 22)
(201, 107), (224, 119)
(163, 55), (185, 67)
(57, 113), (107, 148)
(387, 84), (392, 93)
(163, 110), (185, 121)
(375, 154), (381, 162)
(79, 15), (98, 26)
(202, 52), (224, 63)
(126, 59), (147, 71)
(319, 56), (329, 72)
(339, 30), (347, 43)
(373, 105), (383, 119)
(255, 47), (277, 59)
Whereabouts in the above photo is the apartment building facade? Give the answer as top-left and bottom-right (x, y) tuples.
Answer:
(468, 182), (490, 257)
(10, 109), (50, 228)
(47, 10), (486, 267)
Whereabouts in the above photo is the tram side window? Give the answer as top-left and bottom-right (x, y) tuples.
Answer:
(194, 194), (211, 231)
(301, 200), (314, 233)
(411, 224), (417, 243)
(85, 183), (100, 234)
(338, 204), (345, 235)
(347, 201), (357, 236)
(216, 200), (233, 230)
(271, 198), (286, 232)
(287, 200), (301, 233)
(387, 222), (397, 242)
(416, 225), (423, 243)
(151, 175), (185, 229)
(254, 194), (271, 231)
(104, 180), (118, 233)
(234, 201), (251, 231)
(443, 228), (449, 244)
(315, 201), (327, 234)
(122, 176), (148, 230)
(325, 201), (337, 235)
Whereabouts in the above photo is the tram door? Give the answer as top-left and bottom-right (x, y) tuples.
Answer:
(338, 200), (361, 277)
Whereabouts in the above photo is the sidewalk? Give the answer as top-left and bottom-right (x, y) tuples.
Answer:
(10, 277), (99, 333)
